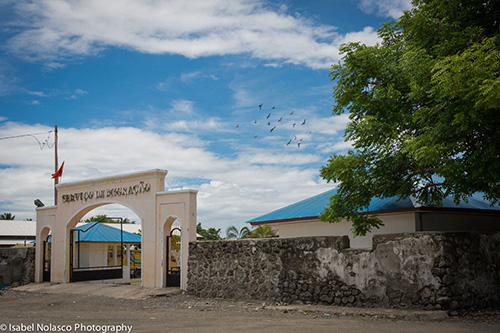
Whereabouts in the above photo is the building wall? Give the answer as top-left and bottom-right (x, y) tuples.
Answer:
(420, 211), (500, 232)
(277, 213), (416, 248)
(188, 232), (500, 310)
(0, 247), (35, 285)
(75, 243), (110, 268)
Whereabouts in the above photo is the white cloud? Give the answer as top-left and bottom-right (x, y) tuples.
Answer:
(358, 0), (412, 19)
(68, 88), (87, 99)
(27, 90), (47, 97)
(317, 139), (354, 154)
(0, 122), (333, 229)
(7, 0), (380, 69)
(334, 26), (380, 48)
(308, 114), (351, 136)
(142, 100), (228, 134)
(179, 71), (218, 83)
(170, 99), (196, 115)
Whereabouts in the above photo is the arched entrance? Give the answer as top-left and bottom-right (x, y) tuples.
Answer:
(35, 169), (197, 289)
(39, 226), (51, 282)
(162, 217), (183, 287)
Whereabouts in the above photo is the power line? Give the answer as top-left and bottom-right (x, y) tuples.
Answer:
(0, 130), (55, 150)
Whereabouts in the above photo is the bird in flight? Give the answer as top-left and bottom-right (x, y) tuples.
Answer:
(254, 120), (257, 124)
(254, 134), (258, 139)
(236, 124), (239, 128)
(270, 126), (276, 132)
(287, 139), (292, 146)
(277, 117), (282, 122)
(267, 113), (271, 119)
(267, 122), (271, 125)
(272, 106), (275, 110)
(298, 142), (301, 148)
(259, 104), (263, 110)
(290, 110), (294, 116)
(293, 123), (296, 127)
(301, 119), (306, 125)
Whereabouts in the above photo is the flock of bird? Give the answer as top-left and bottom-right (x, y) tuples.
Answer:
(235, 103), (311, 148)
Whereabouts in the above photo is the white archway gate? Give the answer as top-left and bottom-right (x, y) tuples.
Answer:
(35, 169), (197, 289)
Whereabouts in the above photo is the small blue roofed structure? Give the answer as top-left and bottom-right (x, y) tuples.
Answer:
(247, 189), (500, 248)
(72, 222), (141, 243)
(45, 222), (141, 244)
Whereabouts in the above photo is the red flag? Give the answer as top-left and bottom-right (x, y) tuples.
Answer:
(52, 161), (64, 179)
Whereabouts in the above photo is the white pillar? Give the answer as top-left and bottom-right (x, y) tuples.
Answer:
(113, 245), (117, 266)
(126, 244), (131, 267)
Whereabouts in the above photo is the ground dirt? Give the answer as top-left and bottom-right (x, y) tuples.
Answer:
(0, 282), (499, 333)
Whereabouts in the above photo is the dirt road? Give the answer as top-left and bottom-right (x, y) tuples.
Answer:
(0, 283), (499, 333)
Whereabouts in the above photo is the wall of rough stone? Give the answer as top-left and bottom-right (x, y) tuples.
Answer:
(0, 247), (35, 285)
(187, 232), (500, 310)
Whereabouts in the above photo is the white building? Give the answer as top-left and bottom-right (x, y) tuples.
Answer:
(247, 189), (500, 248)
(0, 220), (36, 247)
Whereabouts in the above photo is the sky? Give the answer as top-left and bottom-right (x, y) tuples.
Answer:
(0, 0), (412, 235)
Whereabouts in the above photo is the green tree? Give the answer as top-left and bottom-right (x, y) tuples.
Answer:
(321, 0), (500, 237)
(246, 225), (276, 239)
(196, 223), (222, 241)
(83, 215), (135, 224)
(84, 214), (108, 222)
(0, 213), (15, 220)
(226, 225), (251, 239)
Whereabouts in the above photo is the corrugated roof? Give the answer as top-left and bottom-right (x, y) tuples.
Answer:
(0, 220), (36, 237)
(73, 222), (141, 243)
(45, 222), (141, 243)
(76, 222), (141, 235)
(247, 189), (500, 224)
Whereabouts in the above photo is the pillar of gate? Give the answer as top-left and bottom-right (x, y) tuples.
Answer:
(35, 169), (197, 289)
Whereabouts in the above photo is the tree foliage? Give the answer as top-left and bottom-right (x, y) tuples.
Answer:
(196, 223), (222, 241)
(320, 0), (500, 236)
(83, 215), (135, 224)
(226, 225), (251, 239)
(0, 213), (15, 220)
(226, 225), (276, 239)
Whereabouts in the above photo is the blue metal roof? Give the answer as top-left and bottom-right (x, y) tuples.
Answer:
(73, 222), (141, 243)
(246, 189), (500, 223)
(45, 222), (141, 243)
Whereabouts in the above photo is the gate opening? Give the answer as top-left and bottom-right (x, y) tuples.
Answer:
(68, 217), (140, 283)
(42, 236), (51, 282)
(166, 227), (181, 287)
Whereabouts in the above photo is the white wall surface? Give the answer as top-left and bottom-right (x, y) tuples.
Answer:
(278, 213), (416, 248)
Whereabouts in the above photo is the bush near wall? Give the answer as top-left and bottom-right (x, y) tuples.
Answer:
(187, 232), (500, 310)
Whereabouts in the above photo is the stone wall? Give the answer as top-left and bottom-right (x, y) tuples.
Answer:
(187, 232), (500, 310)
(0, 247), (35, 286)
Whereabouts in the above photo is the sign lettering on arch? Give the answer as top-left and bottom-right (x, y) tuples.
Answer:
(61, 181), (151, 203)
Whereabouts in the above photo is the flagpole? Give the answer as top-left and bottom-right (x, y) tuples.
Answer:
(54, 125), (58, 205)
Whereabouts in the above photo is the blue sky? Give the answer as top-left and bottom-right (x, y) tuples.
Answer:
(0, 0), (411, 233)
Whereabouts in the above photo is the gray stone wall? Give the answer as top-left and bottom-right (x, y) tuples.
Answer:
(0, 247), (35, 285)
(187, 232), (500, 310)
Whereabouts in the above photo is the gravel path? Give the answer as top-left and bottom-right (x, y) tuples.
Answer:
(0, 283), (499, 333)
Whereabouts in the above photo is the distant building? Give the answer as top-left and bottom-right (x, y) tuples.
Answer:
(247, 189), (500, 248)
(0, 220), (36, 247)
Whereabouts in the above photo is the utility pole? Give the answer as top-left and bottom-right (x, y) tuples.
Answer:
(54, 125), (58, 205)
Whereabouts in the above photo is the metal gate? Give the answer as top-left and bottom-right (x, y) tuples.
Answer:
(70, 218), (124, 282)
(166, 227), (181, 287)
(42, 240), (51, 282)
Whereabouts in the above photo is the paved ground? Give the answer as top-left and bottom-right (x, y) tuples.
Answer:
(1, 282), (499, 333)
